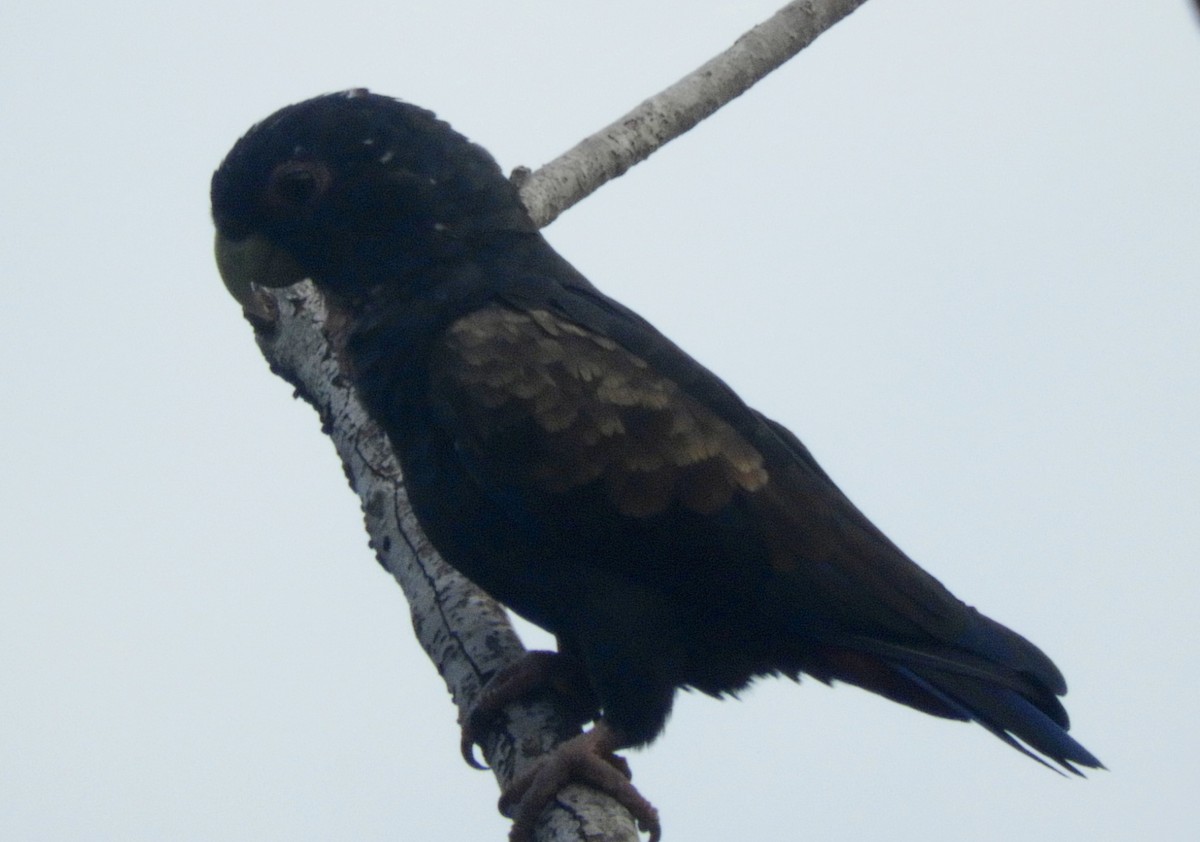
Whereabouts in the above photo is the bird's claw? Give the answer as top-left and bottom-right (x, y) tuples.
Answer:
(460, 720), (489, 770)
(460, 650), (598, 770)
(500, 725), (660, 842)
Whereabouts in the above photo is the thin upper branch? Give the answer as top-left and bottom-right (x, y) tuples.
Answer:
(236, 2), (868, 840)
(517, 0), (870, 227)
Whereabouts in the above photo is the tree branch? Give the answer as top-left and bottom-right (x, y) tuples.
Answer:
(517, 0), (871, 227)
(234, 2), (868, 839)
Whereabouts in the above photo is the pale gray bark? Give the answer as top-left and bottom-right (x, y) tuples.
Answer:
(236, 2), (869, 839)
(517, 0), (871, 227)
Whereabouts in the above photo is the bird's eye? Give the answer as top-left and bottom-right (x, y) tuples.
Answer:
(266, 160), (331, 210)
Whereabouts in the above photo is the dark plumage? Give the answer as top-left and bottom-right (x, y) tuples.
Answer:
(212, 90), (1101, 838)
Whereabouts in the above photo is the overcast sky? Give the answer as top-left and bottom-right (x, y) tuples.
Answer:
(3, 2), (1198, 840)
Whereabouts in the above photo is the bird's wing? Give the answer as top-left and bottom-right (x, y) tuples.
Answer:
(425, 288), (1103, 770)
(430, 301), (769, 516)
(427, 283), (970, 642)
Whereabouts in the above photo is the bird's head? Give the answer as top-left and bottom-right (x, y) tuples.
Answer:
(211, 89), (535, 306)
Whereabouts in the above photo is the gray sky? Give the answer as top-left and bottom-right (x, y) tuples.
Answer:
(3, 1), (1197, 839)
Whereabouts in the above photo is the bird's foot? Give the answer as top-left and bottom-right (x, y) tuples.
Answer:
(500, 721), (660, 842)
(461, 650), (599, 769)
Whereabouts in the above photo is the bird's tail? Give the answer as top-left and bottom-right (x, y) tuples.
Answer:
(819, 621), (1103, 774)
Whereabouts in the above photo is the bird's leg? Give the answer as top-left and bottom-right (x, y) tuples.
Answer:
(461, 649), (599, 768)
(500, 719), (661, 842)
